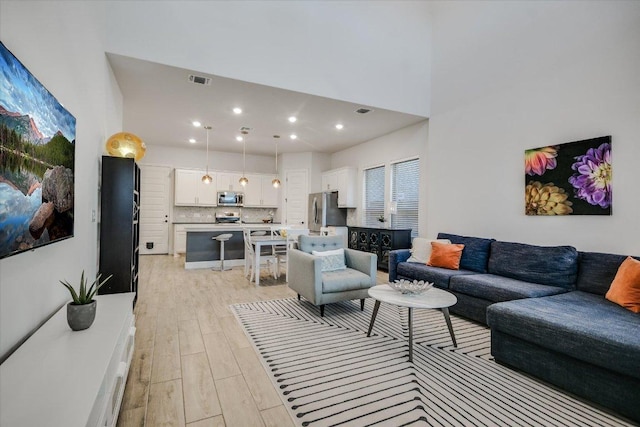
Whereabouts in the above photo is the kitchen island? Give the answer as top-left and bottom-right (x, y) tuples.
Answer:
(175, 223), (280, 269)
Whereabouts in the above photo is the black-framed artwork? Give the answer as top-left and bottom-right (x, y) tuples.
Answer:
(525, 136), (612, 216)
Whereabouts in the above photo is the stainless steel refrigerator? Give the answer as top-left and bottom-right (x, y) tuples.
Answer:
(308, 192), (347, 233)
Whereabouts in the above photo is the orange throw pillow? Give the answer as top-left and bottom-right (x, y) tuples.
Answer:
(427, 242), (465, 270)
(606, 256), (640, 313)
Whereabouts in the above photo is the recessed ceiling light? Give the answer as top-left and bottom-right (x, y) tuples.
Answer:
(335, 123), (344, 130)
(192, 121), (201, 127)
(236, 136), (243, 142)
(290, 134), (297, 140)
(233, 107), (242, 114)
(288, 116), (297, 123)
(189, 138), (196, 143)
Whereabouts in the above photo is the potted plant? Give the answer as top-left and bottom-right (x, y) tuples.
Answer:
(59, 271), (112, 331)
(377, 214), (386, 223)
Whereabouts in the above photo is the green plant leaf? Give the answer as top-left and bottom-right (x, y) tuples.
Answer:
(88, 273), (113, 300)
(60, 280), (80, 304)
(79, 271), (87, 303)
(59, 271), (113, 305)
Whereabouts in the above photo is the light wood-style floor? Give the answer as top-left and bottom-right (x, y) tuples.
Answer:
(117, 254), (387, 427)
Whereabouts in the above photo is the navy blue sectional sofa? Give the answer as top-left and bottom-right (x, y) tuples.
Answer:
(389, 233), (640, 422)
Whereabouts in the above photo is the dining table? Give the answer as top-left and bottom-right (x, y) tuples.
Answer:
(250, 235), (288, 286)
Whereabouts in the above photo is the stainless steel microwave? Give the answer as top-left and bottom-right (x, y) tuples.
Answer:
(217, 191), (244, 207)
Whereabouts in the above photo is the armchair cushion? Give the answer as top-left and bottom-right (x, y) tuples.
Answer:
(312, 248), (346, 272)
(322, 268), (373, 293)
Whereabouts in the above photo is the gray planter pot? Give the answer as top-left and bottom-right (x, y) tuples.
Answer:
(67, 300), (97, 331)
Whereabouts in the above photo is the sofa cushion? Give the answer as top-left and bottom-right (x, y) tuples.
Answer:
(396, 262), (476, 289)
(407, 238), (450, 263)
(577, 251), (640, 295)
(449, 274), (569, 303)
(427, 242), (464, 270)
(488, 241), (578, 288)
(606, 256), (640, 313)
(322, 268), (372, 293)
(299, 235), (344, 253)
(487, 291), (640, 380)
(437, 233), (494, 273)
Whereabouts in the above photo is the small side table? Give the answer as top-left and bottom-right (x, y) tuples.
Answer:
(366, 284), (457, 362)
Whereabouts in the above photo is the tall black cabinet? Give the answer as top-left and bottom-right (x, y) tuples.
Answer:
(99, 156), (140, 299)
(348, 226), (412, 271)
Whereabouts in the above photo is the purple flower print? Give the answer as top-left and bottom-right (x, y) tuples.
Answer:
(568, 142), (611, 208)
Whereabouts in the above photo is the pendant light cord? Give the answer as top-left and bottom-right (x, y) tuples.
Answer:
(205, 127), (210, 173)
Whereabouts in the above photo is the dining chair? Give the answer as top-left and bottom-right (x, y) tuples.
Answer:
(275, 228), (310, 280)
(243, 228), (279, 282)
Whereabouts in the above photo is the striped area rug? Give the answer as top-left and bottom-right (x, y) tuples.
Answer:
(231, 298), (633, 427)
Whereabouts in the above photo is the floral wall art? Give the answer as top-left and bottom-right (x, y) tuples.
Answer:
(525, 136), (611, 216)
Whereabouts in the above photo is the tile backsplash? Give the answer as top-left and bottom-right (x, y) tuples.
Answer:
(173, 206), (277, 223)
(346, 208), (358, 226)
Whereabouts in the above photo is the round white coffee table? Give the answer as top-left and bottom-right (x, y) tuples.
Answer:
(367, 284), (458, 362)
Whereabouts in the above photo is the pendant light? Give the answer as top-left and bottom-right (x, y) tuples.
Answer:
(201, 125), (213, 184)
(272, 135), (281, 188)
(239, 130), (249, 186)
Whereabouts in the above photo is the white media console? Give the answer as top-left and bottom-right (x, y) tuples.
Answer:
(0, 293), (136, 427)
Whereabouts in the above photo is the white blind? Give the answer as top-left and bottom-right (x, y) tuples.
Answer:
(391, 158), (419, 237)
(363, 166), (385, 227)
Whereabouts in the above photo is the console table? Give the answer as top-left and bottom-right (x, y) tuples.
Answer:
(0, 293), (136, 427)
(348, 226), (412, 270)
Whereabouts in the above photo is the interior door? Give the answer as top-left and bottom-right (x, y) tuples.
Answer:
(139, 165), (171, 254)
(285, 169), (308, 226)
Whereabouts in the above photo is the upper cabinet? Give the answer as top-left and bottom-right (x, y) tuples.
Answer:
(174, 169), (217, 206)
(321, 167), (357, 208)
(217, 172), (244, 192)
(243, 174), (279, 207)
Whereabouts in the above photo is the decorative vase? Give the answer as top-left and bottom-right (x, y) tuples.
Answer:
(67, 300), (97, 331)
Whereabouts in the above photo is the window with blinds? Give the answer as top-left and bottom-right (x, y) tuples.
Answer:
(363, 166), (385, 227)
(391, 158), (419, 237)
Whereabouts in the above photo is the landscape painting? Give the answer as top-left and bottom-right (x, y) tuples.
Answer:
(525, 136), (611, 216)
(0, 41), (76, 259)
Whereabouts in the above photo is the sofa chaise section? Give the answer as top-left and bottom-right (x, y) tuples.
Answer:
(487, 251), (640, 422)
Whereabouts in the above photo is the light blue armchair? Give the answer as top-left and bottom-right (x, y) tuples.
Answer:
(288, 235), (377, 316)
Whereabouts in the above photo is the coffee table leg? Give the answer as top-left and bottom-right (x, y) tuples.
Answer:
(366, 300), (381, 337)
(441, 308), (457, 347)
(408, 307), (414, 362)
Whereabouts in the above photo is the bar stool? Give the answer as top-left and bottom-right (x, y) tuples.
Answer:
(213, 233), (233, 271)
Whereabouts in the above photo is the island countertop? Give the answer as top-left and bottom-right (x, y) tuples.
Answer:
(179, 223), (281, 231)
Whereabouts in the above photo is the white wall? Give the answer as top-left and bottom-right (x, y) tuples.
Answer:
(331, 120), (429, 235)
(427, 1), (640, 254)
(104, 1), (431, 117)
(140, 145), (275, 174)
(0, 1), (123, 360)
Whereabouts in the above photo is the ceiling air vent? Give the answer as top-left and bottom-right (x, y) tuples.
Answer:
(188, 74), (212, 86)
(355, 107), (373, 114)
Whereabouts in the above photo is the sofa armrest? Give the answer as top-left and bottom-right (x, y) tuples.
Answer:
(389, 249), (411, 282)
(288, 249), (323, 304)
(344, 248), (377, 286)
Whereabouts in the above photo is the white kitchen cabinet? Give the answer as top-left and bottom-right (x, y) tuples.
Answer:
(243, 174), (280, 207)
(217, 172), (243, 192)
(322, 171), (339, 192)
(321, 167), (357, 207)
(174, 224), (187, 256)
(242, 174), (263, 206)
(261, 175), (280, 207)
(174, 168), (217, 206)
